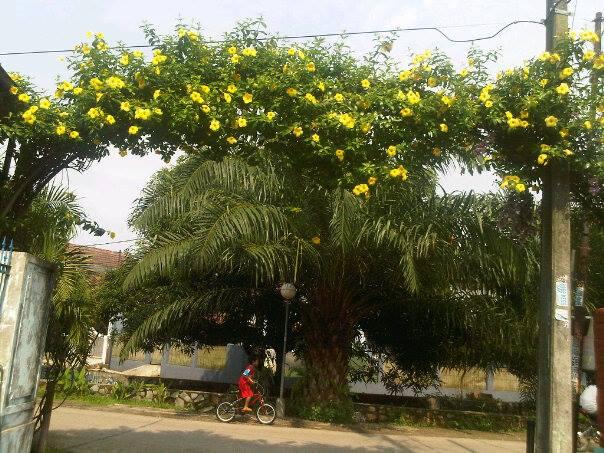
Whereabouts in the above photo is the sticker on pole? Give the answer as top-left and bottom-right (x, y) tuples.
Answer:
(555, 308), (570, 327)
(555, 278), (569, 307)
(574, 286), (584, 307)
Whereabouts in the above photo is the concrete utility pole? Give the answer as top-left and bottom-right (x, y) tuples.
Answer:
(535, 1), (571, 452)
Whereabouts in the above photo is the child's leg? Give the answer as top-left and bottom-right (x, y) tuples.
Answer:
(242, 397), (252, 411)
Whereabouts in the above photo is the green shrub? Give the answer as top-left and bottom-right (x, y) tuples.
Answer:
(57, 368), (90, 396)
(297, 399), (355, 424)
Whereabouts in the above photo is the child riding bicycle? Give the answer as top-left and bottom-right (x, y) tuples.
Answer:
(238, 356), (260, 413)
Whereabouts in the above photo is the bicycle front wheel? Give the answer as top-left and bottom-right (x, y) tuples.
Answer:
(216, 401), (236, 422)
(256, 403), (276, 425)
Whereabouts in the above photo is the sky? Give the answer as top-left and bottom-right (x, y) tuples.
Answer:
(2, 0), (601, 250)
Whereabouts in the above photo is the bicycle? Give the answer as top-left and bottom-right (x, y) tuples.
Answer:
(216, 383), (276, 425)
(577, 410), (600, 452)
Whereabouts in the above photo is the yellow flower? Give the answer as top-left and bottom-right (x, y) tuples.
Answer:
(556, 83), (570, 95)
(521, 121), (529, 128)
(432, 147), (442, 157)
(297, 50), (306, 60)
(81, 44), (91, 55)
(549, 53), (561, 63)
(335, 149), (345, 161)
(9, 86), (18, 95)
(365, 176), (377, 186)
(361, 79), (371, 89)
(230, 54), (240, 64)
(227, 84), (237, 94)
(69, 131), (80, 139)
(559, 128), (569, 138)
(594, 55), (604, 70)
(539, 79), (549, 87)
(361, 122), (372, 134)
(396, 90), (406, 101)
(387, 145), (397, 157)
(537, 153), (549, 165)
(459, 68), (469, 77)
(389, 168), (401, 177)
(505, 111), (514, 119)
(293, 126), (303, 137)
(58, 81), (74, 91)
(286, 87), (298, 97)
(485, 100), (493, 108)
(560, 67), (573, 79)
(96, 41), (108, 51)
(584, 120), (592, 129)
(105, 76), (125, 89)
(317, 81), (326, 91)
(87, 107), (102, 119)
(209, 119), (220, 131)
(96, 92), (104, 102)
(311, 133), (320, 142)
(153, 108), (163, 115)
(132, 50), (144, 58)
(287, 48), (296, 56)
(583, 50), (595, 61)
(580, 30), (600, 43)
(128, 126), (139, 135)
(56, 124), (66, 135)
(200, 85), (210, 94)
(540, 144), (552, 151)
(304, 93), (318, 104)
(563, 149), (574, 156)
(222, 92), (232, 103)
(311, 236), (321, 245)
(338, 113), (355, 129)
(39, 98), (51, 109)
(89, 78), (103, 90)
(399, 70), (412, 81)
(22, 110), (36, 124)
(153, 89), (161, 100)
(520, 110), (529, 119)
(120, 101), (131, 112)
(400, 107), (413, 117)
(242, 47), (257, 57)
(439, 123), (449, 133)
(73, 87), (83, 95)
(306, 62), (316, 72)
(242, 93), (253, 104)
(334, 93), (344, 102)
(227, 46), (237, 55)
(352, 184), (369, 196)
(507, 118), (521, 128)
(545, 115), (558, 127)
(266, 111), (276, 121)
(427, 77), (438, 87)
(190, 91), (203, 103)
(406, 90), (421, 104)
(441, 95), (454, 107)
(226, 136), (237, 144)
(134, 108), (151, 120)
(515, 183), (526, 193)
(237, 117), (247, 128)
(119, 54), (129, 66)
(18, 93), (30, 103)
(105, 114), (116, 125)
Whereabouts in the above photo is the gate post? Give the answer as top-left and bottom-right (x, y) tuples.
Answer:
(0, 252), (56, 453)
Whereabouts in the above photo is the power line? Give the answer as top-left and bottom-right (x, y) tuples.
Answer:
(0, 20), (544, 57)
(73, 238), (137, 247)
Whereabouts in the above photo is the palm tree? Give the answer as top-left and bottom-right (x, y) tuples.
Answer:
(120, 155), (536, 404)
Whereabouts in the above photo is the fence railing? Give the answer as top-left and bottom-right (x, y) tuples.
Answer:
(0, 237), (14, 276)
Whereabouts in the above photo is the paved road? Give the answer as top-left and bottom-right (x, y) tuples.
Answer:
(49, 407), (524, 452)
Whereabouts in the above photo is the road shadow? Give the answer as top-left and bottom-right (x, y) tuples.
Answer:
(48, 424), (419, 453)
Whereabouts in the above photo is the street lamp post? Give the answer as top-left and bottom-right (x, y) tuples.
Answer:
(277, 282), (296, 418)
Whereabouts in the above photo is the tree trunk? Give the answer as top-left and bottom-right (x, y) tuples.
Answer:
(300, 293), (356, 403)
(32, 379), (56, 453)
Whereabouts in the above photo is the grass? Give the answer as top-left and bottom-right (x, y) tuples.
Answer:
(56, 392), (179, 411)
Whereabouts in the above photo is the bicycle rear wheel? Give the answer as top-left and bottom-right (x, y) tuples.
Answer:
(256, 403), (276, 425)
(216, 401), (236, 422)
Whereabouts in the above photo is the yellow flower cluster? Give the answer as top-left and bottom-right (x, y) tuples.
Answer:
(367, 176), (377, 185)
(386, 145), (397, 157)
(556, 83), (570, 95)
(505, 111), (529, 129)
(87, 107), (103, 119)
(334, 93), (344, 102)
(559, 67), (573, 80)
(305, 93), (318, 104)
(352, 184), (369, 196)
(209, 119), (220, 131)
(441, 95), (454, 107)
(479, 84), (494, 107)
(538, 52), (561, 64)
(286, 87), (298, 97)
(361, 79), (371, 89)
(406, 90), (421, 105)
(18, 93), (31, 103)
(579, 30), (600, 43)
(500, 175), (525, 192)
(241, 47), (257, 57)
(89, 77), (103, 90)
(134, 108), (152, 120)
(128, 125), (139, 135)
(389, 165), (408, 181)
(152, 50), (168, 65)
(21, 105), (38, 124)
(335, 149), (345, 161)
(400, 107), (413, 117)
(338, 113), (355, 129)
(178, 28), (200, 41)
(594, 54), (604, 70)
(242, 93), (253, 104)
(105, 76), (125, 89)
(190, 91), (204, 103)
